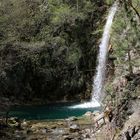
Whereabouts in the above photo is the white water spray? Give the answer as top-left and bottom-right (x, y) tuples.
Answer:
(70, 2), (118, 109)
(92, 2), (118, 102)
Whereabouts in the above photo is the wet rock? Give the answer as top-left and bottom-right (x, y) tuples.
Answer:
(69, 124), (80, 133)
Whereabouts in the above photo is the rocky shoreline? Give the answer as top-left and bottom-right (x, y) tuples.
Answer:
(0, 99), (140, 140)
(0, 111), (107, 140)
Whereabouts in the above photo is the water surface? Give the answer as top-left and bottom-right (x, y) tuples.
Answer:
(9, 102), (100, 120)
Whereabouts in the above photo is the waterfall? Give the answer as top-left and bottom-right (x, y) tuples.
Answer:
(92, 2), (118, 102)
(70, 2), (118, 109)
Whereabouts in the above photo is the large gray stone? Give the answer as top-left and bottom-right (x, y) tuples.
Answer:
(69, 124), (80, 133)
(132, 133), (140, 140)
(128, 126), (136, 137)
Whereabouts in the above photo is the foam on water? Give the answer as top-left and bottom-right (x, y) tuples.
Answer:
(69, 98), (100, 109)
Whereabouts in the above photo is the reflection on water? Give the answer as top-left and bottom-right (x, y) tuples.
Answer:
(9, 102), (100, 120)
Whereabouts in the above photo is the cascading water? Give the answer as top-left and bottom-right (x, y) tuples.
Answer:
(70, 2), (118, 109)
(92, 1), (118, 102)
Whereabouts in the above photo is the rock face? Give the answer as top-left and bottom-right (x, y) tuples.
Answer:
(119, 126), (140, 140)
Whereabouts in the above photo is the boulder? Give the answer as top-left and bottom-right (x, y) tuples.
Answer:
(124, 131), (132, 140)
(120, 126), (140, 140)
(69, 124), (80, 133)
(128, 126), (136, 137)
(41, 128), (48, 134)
(21, 120), (28, 129)
(84, 111), (92, 117)
(8, 117), (21, 128)
(132, 133), (140, 140)
(135, 126), (140, 133)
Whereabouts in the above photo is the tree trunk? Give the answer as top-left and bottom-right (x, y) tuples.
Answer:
(128, 0), (140, 19)
(127, 47), (133, 75)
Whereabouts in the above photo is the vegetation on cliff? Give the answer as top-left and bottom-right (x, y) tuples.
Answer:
(104, 0), (140, 138)
(0, 0), (109, 103)
(0, 0), (140, 140)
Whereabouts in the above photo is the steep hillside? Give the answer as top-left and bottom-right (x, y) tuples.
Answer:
(104, 1), (140, 139)
(0, 0), (108, 104)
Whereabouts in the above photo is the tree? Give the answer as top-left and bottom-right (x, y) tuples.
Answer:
(127, 0), (140, 19)
(0, 0), (107, 102)
(111, 3), (140, 75)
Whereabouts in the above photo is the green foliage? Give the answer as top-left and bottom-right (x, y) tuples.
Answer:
(105, 0), (114, 5)
(0, 0), (107, 101)
(0, 0), (98, 43)
(111, 7), (140, 57)
(132, 0), (140, 13)
(66, 46), (81, 65)
(111, 2), (140, 74)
